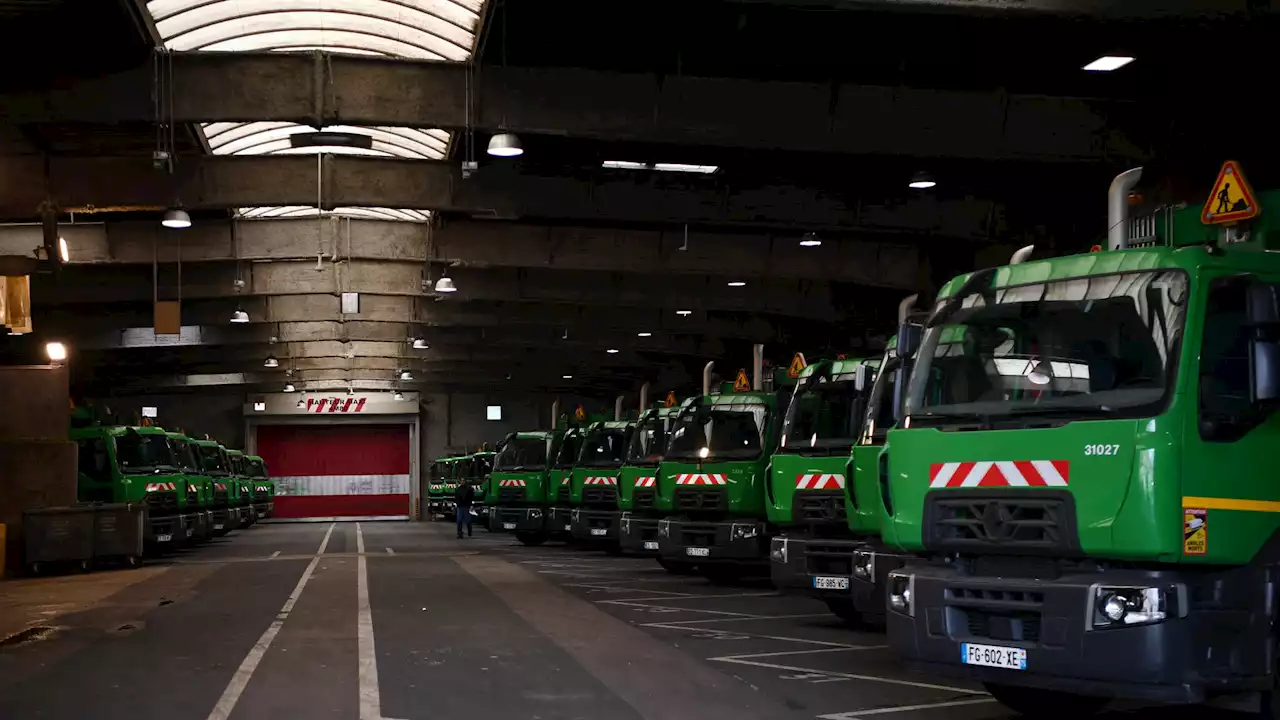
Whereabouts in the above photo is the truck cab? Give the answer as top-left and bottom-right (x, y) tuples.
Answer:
(619, 405), (680, 557)
(246, 454), (274, 519)
(656, 365), (791, 581)
(72, 423), (196, 548)
(225, 449), (256, 528)
(166, 431), (214, 542)
(568, 419), (634, 546)
(192, 438), (242, 534)
(488, 430), (559, 544)
(766, 357), (878, 614)
(469, 450), (495, 526)
(546, 427), (584, 539)
(884, 166), (1280, 715)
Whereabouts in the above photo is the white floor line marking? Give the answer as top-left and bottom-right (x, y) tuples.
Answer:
(356, 523), (407, 720)
(565, 584), (698, 596)
(270, 551), (281, 558)
(709, 656), (983, 694)
(596, 591), (779, 602)
(205, 522), (335, 720)
(816, 697), (997, 719)
(648, 613), (832, 625)
(385, 548), (395, 556)
(644, 622), (871, 648)
(716, 646), (886, 659)
(598, 600), (766, 616)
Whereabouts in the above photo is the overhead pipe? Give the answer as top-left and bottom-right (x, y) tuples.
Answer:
(614, 395), (624, 421)
(702, 361), (715, 396)
(898, 294), (919, 324)
(550, 398), (560, 429)
(1009, 245), (1035, 265)
(752, 344), (764, 391)
(639, 381), (650, 411)
(1108, 167), (1143, 251)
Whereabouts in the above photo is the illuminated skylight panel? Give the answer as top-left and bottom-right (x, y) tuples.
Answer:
(203, 122), (448, 159)
(238, 207), (430, 222)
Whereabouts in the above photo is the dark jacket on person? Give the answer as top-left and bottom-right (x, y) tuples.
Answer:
(454, 483), (476, 508)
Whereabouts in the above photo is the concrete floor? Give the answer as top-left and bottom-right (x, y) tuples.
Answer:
(0, 523), (1251, 719)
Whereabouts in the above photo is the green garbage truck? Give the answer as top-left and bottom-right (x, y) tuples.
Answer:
(426, 458), (449, 518)
(191, 438), (243, 533)
(883, 163), (1280, 714)
(569, 402), (635, 546)
(489, 429), (562, 544)
(166, 431), (215, 542)
(656, 345), (795, 581)
(619, 385), (681, 558)
(469, 448), (496, 528)
(765, 354), (879, 619)
(246, 454), (275, 519)
(225, 449), (256, 528)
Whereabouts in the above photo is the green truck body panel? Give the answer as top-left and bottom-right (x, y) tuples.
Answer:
(618, 407), (679, 512)
(71, 424), (188, 507)
(192, 438), (242, 504)
(569, 420), (633, 505)
(489, 431), (559, 504)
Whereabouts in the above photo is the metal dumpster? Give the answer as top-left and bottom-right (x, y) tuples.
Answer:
(92, 503), (145, 567)
(23, 506), (95, 573)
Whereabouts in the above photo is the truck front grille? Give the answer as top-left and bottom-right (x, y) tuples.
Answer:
(632, 490), (655, 509)
(254, 490), (269, 502)
(793, 491), (848, 525)
(674, 488), (727, 513)
(188, 489), (199, 505)
(146, 492), (178, 513)
(945, 585), (1045, 644)
(214, 489), (229, 506)
(805, 542), (855, 576)
(583, 487), (617, 505)
(498, 487), (525, 504)
(557, 485), (571, 503)
(925, 490), (1077, 555)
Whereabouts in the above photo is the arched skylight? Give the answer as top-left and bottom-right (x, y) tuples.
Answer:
(238, 207), (430, 222)
(144, 0), (486, 221)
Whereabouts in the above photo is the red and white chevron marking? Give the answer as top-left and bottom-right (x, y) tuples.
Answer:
(795, 473), (845, 490)
(560, 476), (571, 485)
(675, 473), (728, 486)
(583, 476), (617, 486)
(499, 478), (527, 487)
(305, 397), (368, 413)
(145, 482), (178, 492)
(215, 483), (229, 491)
(929, 461), (1069, 489)
(634, 476), (657, 488)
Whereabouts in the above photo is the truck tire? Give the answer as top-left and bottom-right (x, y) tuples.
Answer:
(515, 532), (546, 546)
(824, 598), (867, 628)
(657, 559), (697, 575)
(982, 683), (1108, 716)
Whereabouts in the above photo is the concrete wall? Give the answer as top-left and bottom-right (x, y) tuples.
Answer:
(420, 392), (600, 464)
(99, 391), (247, 449)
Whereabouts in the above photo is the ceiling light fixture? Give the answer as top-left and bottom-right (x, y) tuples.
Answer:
(264, 356), (279, 368)
(606, 348), (619, 354)
(394, 391), (405, 401)
(908, 172), (937, 190)
(162, 208), (192, 229)
(562, 374), (573, 379)
(676, 309), (693, 316)
(487, 132), (524, 157)
(653, 163), (718, 174)
(602, 160), (648, 170)
(412, 338), (429, 349)
(799, 233), (822, 247)
(637, 331), (652, 337)
(45, 341), (67, 362)
(58, 237), (69, 263)
(727, 281), (746, 287)
(434, 276), (457, 293)
(284, 383), (295, 393)
(1082, 55), (1135, 72)
(400, 370), (413, 381)
(296, 397), (306, 408)
(231, 309), (249, 324)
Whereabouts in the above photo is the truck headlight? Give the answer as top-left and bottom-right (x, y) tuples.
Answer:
(731, 523), (758, 540)
(852, 550), (874, 580)
(658, 519), (670, 538)
(620, 512), (631, 534)
(1092, 586), (1167, 628)
(769, 537), (788, 564)
(528, 508), (542, 519)
(888, 572), (914, 616)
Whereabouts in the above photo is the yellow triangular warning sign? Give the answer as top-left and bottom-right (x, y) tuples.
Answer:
(1202, 160), (1260, 225)
(664, 391), (677, 407)
(787, 353), (807, 379)
(733, 369), (751, 393)
(574, 405), (585, 421)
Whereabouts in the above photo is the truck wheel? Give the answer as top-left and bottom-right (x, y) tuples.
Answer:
(823, 598), (868, 628)
(982, 683), (1108, 716)
(657, 559), (697, 575)
(515, 532), (546, 547)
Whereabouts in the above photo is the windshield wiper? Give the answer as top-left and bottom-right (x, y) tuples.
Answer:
(1001, 405), (1118, 418)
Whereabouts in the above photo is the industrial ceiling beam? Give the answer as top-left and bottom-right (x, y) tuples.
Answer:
(0, 52), (1134, 162)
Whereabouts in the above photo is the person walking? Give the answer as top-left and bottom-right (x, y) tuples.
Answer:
(454, 482), (476, 538)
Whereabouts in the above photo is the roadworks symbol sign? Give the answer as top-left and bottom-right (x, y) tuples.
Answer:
(1201, 160), (1259, 225)
(1184, 507), (1207, 555)
(664, 391), (677, 407)
(733, 369), (751, 392)
(787, 353), (807, 379)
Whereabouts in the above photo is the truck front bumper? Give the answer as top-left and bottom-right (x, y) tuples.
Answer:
(570, 508), (619, 542)
(619, 513), (661, 555)
(491, 506), (547, 533)
(146, 513), (184, 545)
(547, 506), (573, 536)
(189, 510), (213, 542)
(657, 519), (768, 565)
(887, 562), (1210, 704)
(770, 537), (905, 624)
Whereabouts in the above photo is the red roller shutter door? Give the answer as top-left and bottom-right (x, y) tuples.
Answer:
(256, 424), (411, 519)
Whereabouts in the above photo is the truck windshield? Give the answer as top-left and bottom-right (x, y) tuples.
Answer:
(781, 373), (863, 454)
(472, 455), (493, 482)
(247, 459), (267, 478)
(115, 432), (178, 474)
(168, 438), (200, 473)
(553, 434), (583, 469)
(195, 445), (228, 475)
(494, 437), (548, 471)
(906, 270), (1187, 425)
(625, 414), (668, 464)
(578, 427), (629, 467)
(667, 404), (768, 461)
(859, 350), (900, 444)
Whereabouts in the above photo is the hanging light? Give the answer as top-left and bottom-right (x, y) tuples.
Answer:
(400, 370), (413, 381)
(284, 383), (295, 393)
(412, 338), (429, 349)
(908, 172), (937, 190)
(296, 396), (306, 408)
(562, 374), (573, 379)
(676, 309), (693, 316)
(606, 348), (619, 354)
(434, 276), (457, 293)
(637, 331), (652, 338)
(727, 281), (746, 287)
(58, 237), (69, 263)
(231, 309), (249, 324)
(394, 391), (405, 401)
(162, 208), (192, 229)
(348, 385), (356, 396)
(487, 132), (524, 157)
(799, 233), (822, 247)
(45, 341), (67, 362)
(264, 356), (279, 368)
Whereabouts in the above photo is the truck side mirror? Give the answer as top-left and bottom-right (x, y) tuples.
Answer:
(854, 364), (871, 392)
(1248, 281), (1280, 403)
(896, 322), (923, 359)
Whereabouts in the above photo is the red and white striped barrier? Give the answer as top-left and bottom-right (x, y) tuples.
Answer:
(929, 461), (1069, 489)
(794, 473), (845, 490)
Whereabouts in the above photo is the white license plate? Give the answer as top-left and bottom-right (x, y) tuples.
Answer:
(961, 643), (1027, 670)
(502, 523), (515, 530)
(813, 576), (850, 590)
(686, 547), (710, 557)
(643, 541), (659, 551)
(213, 523), (224, 530)
(156, 533), (172, 542)
(590, 528), (607, 536)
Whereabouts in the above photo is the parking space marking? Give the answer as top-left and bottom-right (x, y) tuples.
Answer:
(708, 655), (983, 694)
(385, 548), (394, 556)
(205, 522), (335, 720)
(816, 697), (997, 719)
(270, 551), (281, 558)
(650, 622), (873, 648)
(356, 523), (407, 720)
(599, 600), (771, 617)
(647, 613), (832, 625)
